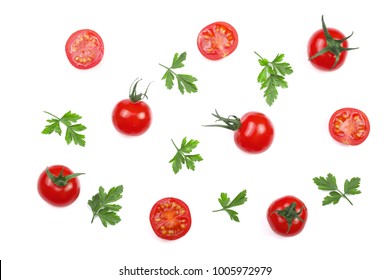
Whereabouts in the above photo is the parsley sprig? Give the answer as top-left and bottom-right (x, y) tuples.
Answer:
(213, 190), (248, 222)
(169, 137), (203, 174)
(42, 111), (86, 146)
(88, 185), (123, 227)
(313, 173), (361, 206)
(254, 52), (293, 106)
(159, 52), (198, 94)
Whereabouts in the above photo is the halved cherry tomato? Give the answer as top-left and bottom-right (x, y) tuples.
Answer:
(329, 107), (370, 145)
(37, 165), (84, 207)
(65, 29), (104, 69)
(197, 21), (238, 60)
(149, 197), (191, 240)
(267, 195), (308, 237)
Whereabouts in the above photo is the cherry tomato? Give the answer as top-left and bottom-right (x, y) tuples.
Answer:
(150, 197), (191, 240)
(205, 110), (274, 154)
(37, 165), (84, 207)
(308, 16), (357, 71)
(267, 195), (308, 237)
(234, 112), (274, 154)
(65, 29), (104, 69)
(197, 21), (238, 60)
(112, 79), (152, 136)
(329, 107), (370, 146)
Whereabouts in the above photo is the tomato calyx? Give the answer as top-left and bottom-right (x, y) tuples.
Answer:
(129, 78), (152, 103)
(203, 109), (241, 131)
(271, 202), (305, 233)
(45, 167), (84, 187)
(309, 15), (358, 69)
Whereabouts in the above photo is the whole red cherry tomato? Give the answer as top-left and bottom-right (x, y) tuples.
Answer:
(308, 16), (358, 71)
(65, 29), (104, 69)
(205, 110), (274, 154)
(197, 21), (238, 60)
(267, 195), (308, 237)
(38, 165), (84, 207)
(150, 197), (192, 240)
(112, 79), (152, 136)
(329, 107), (370, 145)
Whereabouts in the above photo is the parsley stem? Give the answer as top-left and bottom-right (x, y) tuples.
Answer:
(158, 63), (169, 70)
(171, 139), (180, 151)
(254, 51), (263, 60)
(338, 190), (353, 205)
(91, 210), (100, 223)
(43, 111), (60, 120)
(212, 208), (225, 212)
(159, 63), (178, 76)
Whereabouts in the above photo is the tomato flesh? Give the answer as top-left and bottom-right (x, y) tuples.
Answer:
(234, 112), (274, 154)
(150, 197), (191, 240)
(308, 28), (348, 71)
(112, 100), (152, 136)
(197, 22), (238, 60)
(329, 108), (370, 145)
(65, 29), (104, 69)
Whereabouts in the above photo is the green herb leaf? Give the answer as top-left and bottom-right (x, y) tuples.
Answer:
(313, 173), (338, 191)
(88, 185), (123, 227)
(344, 177), (361, 195)
(42, 111), (86, 147)
(171, 52), (187, 69)
(169, 137), (203, 174)
(322, 191), (342, 206)
(313, 173), (361, 206)
(254, 52), (293, 106)
(160, 52), (198, 94)
(213, 190), (248, 222)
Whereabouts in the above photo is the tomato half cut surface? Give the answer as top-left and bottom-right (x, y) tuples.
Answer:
(329, 107), (370, 145)
(197, 21), (238, 60)
(65, 29), (104, 69)
(150, 197), (191, 240)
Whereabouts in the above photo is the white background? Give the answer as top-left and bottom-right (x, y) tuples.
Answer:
(0, 0), (389, 279)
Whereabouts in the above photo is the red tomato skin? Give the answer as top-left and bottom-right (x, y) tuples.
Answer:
(65, 29), (104, 70)
(112, 100), (152, 136)
(37, 165), (80, 207)
(328, 107), (370, 146)
(149, 197), (192, 241)
(267, 196), (308, 237)
(197, 21), (238, 60)
(234, 112), (274, 154)
(308, 28), (348, 71)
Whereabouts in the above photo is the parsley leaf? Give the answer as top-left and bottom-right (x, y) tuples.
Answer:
(254, 52), (293, 106)
(88, 185), (123, 227)
(159, 52), (198, 94)
(313, 173), (361, 206)
(169, 137), (203, 174)
(42, 111), (86, 147)
(213, 190), (248, 222)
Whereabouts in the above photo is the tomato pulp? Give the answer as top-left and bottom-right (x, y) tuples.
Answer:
(65, 29), (104, 69)
(329, 107), (370, 145)
(197, 21), (238, 60)
(150, 197), (191, 240)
